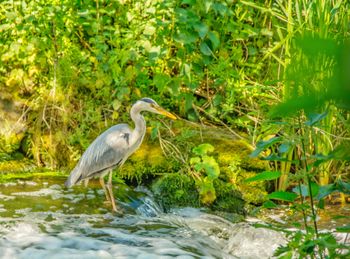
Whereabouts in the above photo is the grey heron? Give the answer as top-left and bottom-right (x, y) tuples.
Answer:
(65, 98), (177, 211)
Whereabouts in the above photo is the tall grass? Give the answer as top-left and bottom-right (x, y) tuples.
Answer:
(244, 0), (349, 190)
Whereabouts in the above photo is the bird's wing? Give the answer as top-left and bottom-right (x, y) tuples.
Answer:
(65, 124), (132, 187)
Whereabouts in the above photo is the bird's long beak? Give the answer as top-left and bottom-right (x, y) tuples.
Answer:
(156, 107), (177, 120)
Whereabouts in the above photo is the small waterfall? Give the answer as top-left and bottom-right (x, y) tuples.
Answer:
(136, 196), (163, 217)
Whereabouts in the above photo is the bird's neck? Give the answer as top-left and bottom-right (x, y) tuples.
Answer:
(130, 105), (146, 145)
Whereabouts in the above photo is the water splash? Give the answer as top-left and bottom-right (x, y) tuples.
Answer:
(0, 177), (288, 258)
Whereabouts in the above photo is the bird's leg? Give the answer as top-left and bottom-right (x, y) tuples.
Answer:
(84, 179), (89, 188)
(106, 170), (117, 212)
(99, 177), (111, 203)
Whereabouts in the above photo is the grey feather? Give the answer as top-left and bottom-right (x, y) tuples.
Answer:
(65, 124), (132, 187)
(65, 97), (175, 192)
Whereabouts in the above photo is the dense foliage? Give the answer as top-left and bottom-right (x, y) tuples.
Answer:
(1, 0), (350, 257)
(0, 0), (291, 167)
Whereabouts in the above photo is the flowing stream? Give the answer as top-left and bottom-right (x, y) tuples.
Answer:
(3, 176), (347, 258)
(0, 177), (241, 258)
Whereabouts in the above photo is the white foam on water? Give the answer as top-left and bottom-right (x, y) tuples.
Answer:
(23, 181), (38, 186)
(0, 192), (15, 201)
(0, 180), (251, 258)
(12, 188), (62, 199)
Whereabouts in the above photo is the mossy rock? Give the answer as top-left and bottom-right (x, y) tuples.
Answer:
(152, 173), (246, 214)
(152, 173), (200, 211)
(118, 121), (268, 206)
(211, 179), (245, 214)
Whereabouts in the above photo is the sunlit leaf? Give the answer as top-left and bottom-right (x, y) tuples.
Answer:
(190, 157), (201, 164)
(144, 25), (156, 35)
(244, 171), (281, 183)
(153, 73), (171, 92)
(192, 143), (214, 156)
(263, 200), (278, 208)
(336, 224), (350, 233)
(268, 191), (298, 202)
(197, 179), (216, 204)
(201, 156), (220, 180)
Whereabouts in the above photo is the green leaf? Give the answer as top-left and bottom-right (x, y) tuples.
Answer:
(292, 185), (308, 197)
(192, 143), (214, 156)
(197, 178), (216, 204)
(144, 25), (156, 35)
(199, 42), (212, 56)
(174, 31), (197, 44)
(201, 156), (220, 180)
(309, 181), (319, 197)
(293, 182), (319, 198)
(153, 73), (171, 92)
(250, 136), (282, 157)
(212, 2), (228, 16)
(316, 184), (336, 199)
(268, 191), (298, 202)
(278, 143), (291, 154)
(336, 224), (350, 233)
(181, 0), (195, 5)
(208, 31), (220, 49)
(317, 198), (325, 209)
(244, 171), (281, 183)
(305, 111), (328, 126)
(194, 22), (208, 39)
(190, 157), (201, 165)
(261, 154), (297, 162)
(263, 200), (277, 208)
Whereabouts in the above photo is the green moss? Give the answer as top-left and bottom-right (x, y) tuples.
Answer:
(168, 121), (269, 205)
(152, 173), (200, 211)
(0, 170), (66, 183)
(152, 173), (246, 214)
(211, 179), (245, 214)
(119, 135), (180, 183)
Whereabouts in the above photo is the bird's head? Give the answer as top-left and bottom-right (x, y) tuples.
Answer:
(137, 98), (177, 120)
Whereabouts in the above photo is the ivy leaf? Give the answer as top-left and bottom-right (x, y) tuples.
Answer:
(197, 178), (216, 204)
(244, 171), (281, 183)
(192, 143), (214, 156)
(201, 156), (220, 180)
(190, 157), (201, 165)
(268, 191), (298, 202)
